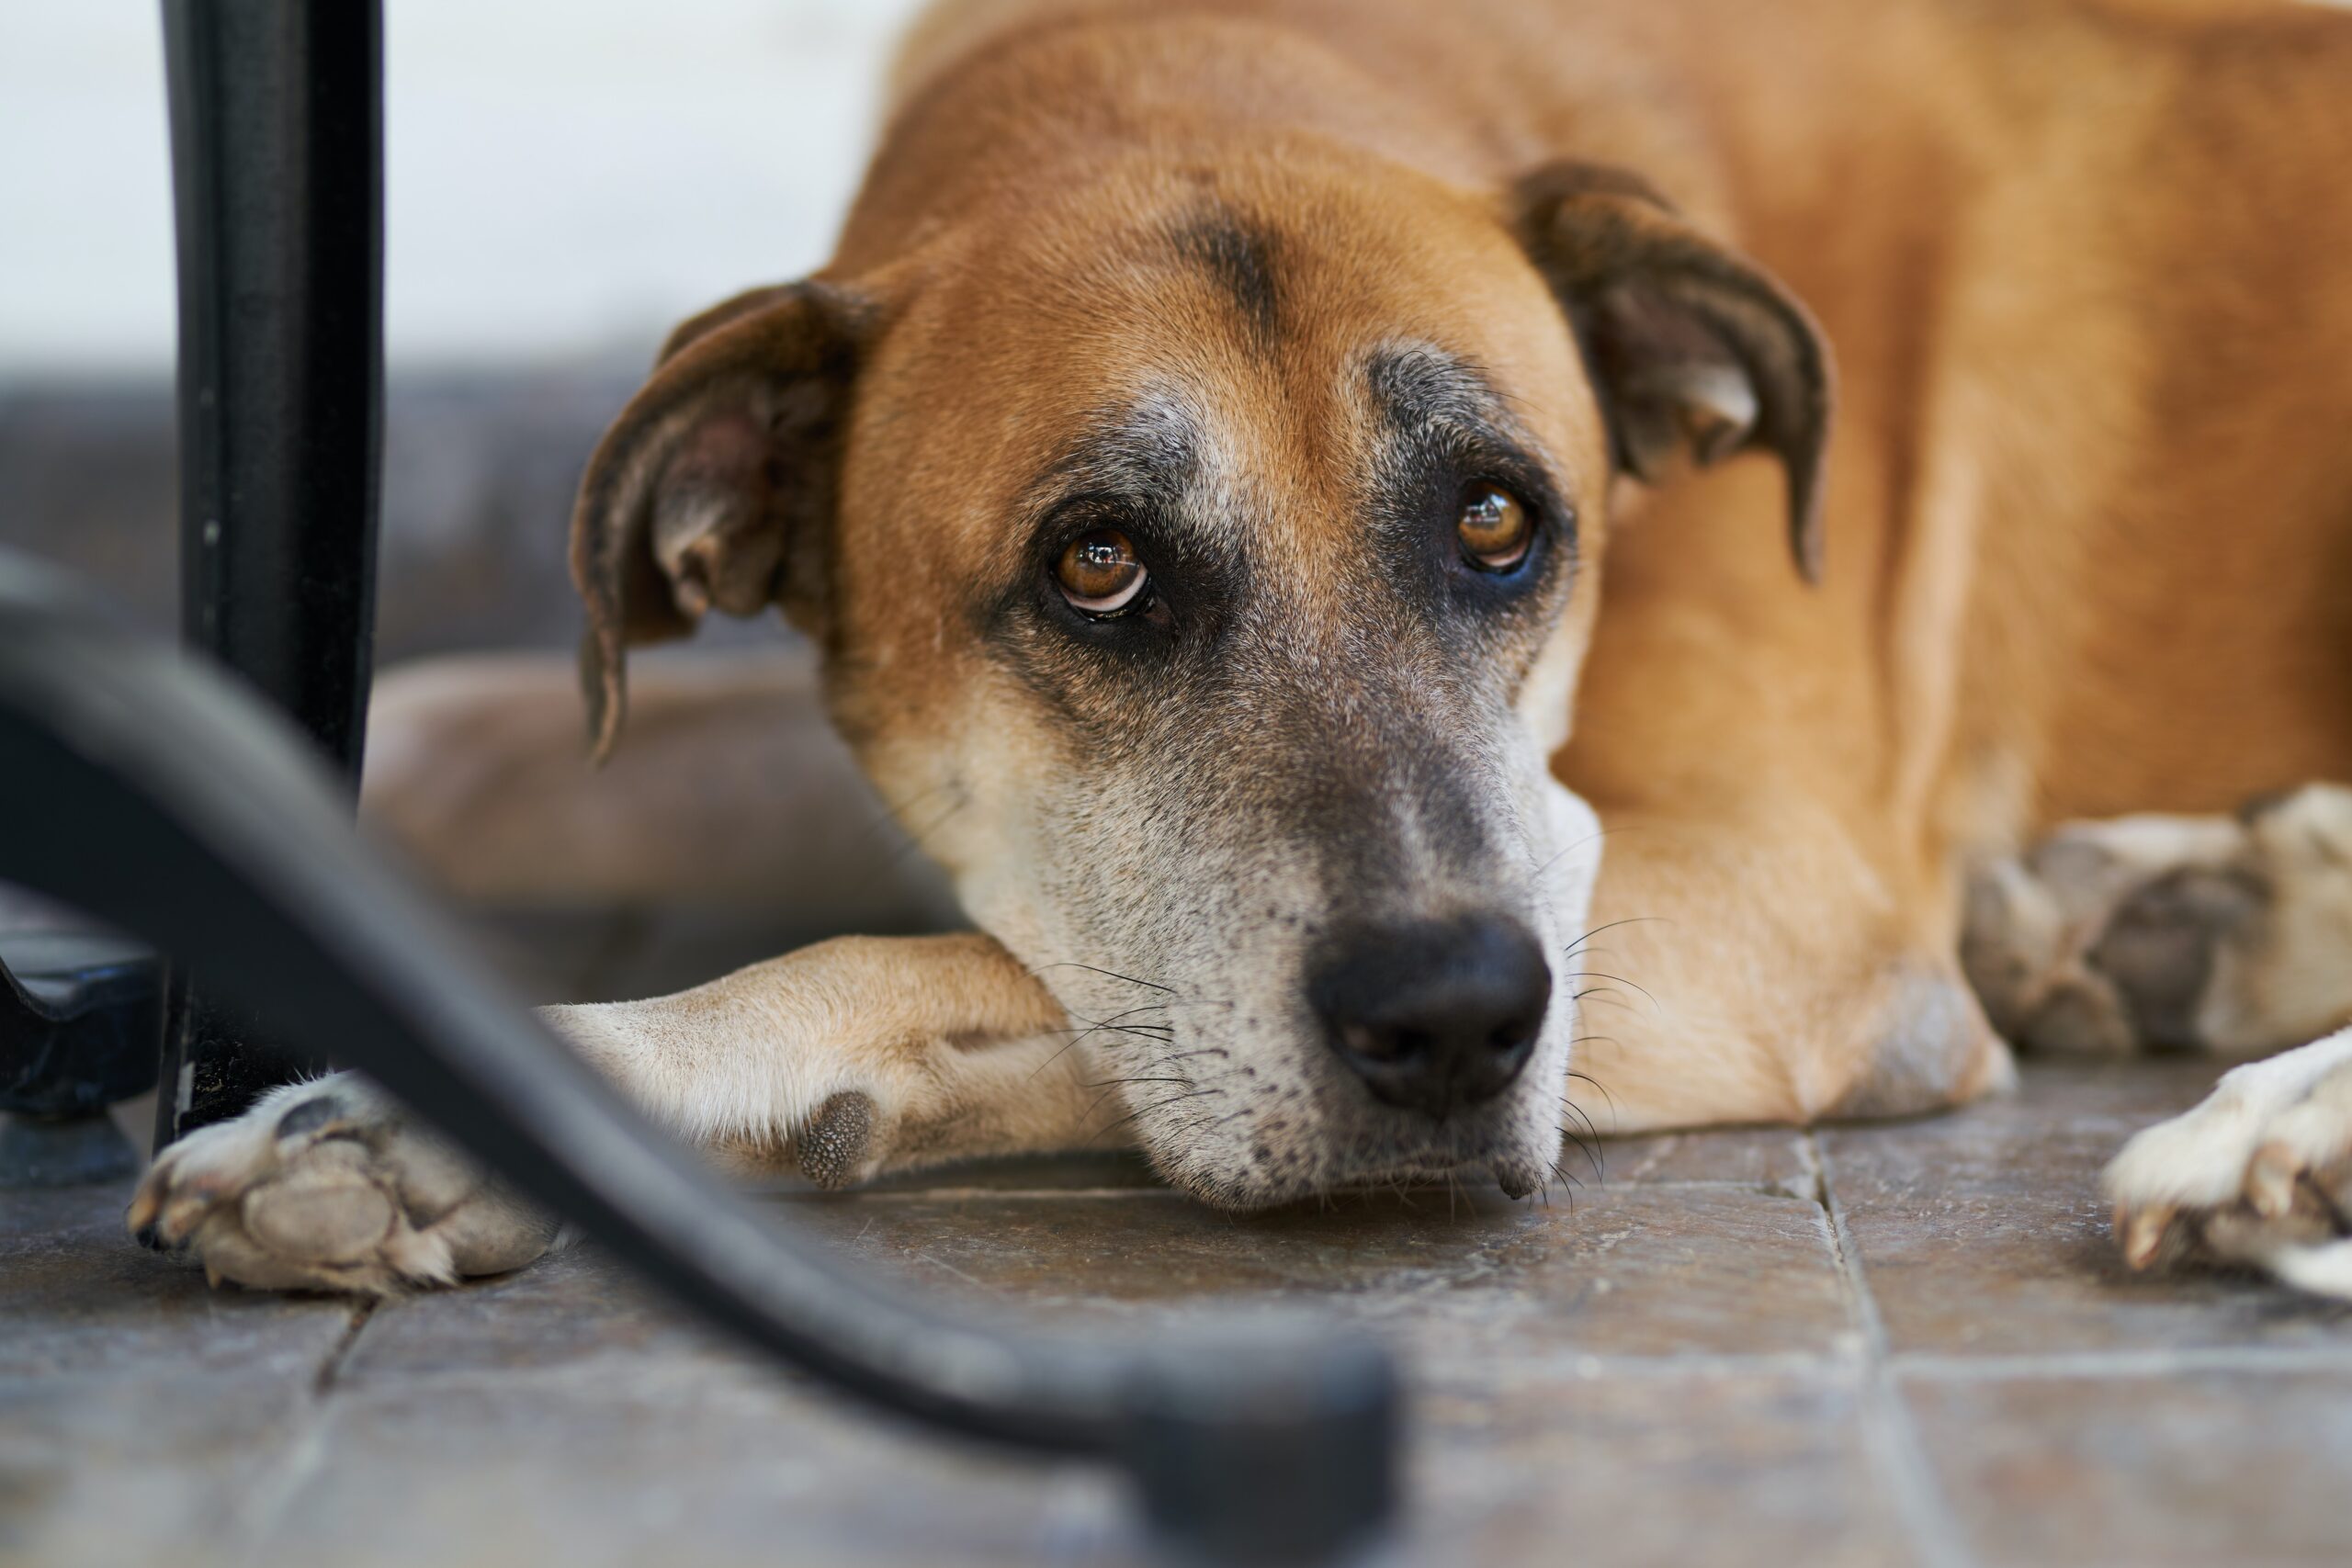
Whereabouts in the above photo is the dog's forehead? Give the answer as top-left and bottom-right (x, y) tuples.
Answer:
(963, 190), (1430, 446)
(871, 164), (1589, 498)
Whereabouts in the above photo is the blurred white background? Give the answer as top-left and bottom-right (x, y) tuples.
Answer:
(0, 0), (932, 378)
(0, 3), (962, 988)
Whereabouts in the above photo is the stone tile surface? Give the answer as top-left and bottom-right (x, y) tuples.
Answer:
(0, 1181), (356, 1380)
(8, 1061), (2352, 1566)
(0, 1185), (356, 1568)
(1595, 1124), (1815, 1192)
(777, 1183), (1855, 1375)
(0, 1371), (333, 1568)
(1906, 1369), (2352, 1566)
(257, 1366), (1141, 1568)
(338, 1244), (717, 1385)
(1820, 1062), (2352, 1358)
(1410, 1371), (1911, 1568)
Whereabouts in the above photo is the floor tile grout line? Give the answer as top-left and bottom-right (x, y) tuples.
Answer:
(1804, 1132), (1979, 1568)
(1433, 1348), (1860, 1382)
(781, 1176), (1817, 1203)
(354, 1348), (1878, 1400)
(228, 1298), (378, 1567)
(783, 1187), (1191, 1202)
(1893, 1345), (2352, 1381)
(312, 1297), (377, 1395)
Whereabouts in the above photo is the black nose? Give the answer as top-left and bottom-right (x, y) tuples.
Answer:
(1308, 914), (1551, 1121)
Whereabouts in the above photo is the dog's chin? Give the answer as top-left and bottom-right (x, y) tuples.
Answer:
(1142, 1094), (1567, 1213)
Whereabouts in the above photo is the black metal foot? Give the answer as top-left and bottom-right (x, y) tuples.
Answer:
(0, 1111), (139, 1188)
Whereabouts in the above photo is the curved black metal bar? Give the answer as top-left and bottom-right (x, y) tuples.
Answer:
(0, 552), (1397, 1563)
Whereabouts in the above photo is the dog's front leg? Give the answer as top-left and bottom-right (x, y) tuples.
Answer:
(1557, 801), (2017, 1133)
(127, 933), (1091, 1294)
(544, 932), (1090, 1186)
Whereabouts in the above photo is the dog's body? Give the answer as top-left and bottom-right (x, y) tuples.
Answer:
(132, 0), (2352, 1295)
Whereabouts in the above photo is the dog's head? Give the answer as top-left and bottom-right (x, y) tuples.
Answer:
(570, 140), (1827, 1207)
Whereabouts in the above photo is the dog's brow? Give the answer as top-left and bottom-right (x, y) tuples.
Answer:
(1033, 395), (1203, 511)
(1357, 345), (1576, 540)
(1169, 208), (1283, 352)
(1363, 344), (1514, 435)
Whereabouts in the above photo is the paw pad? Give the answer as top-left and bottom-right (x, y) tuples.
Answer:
(274, 1093), (350, 1140)
(244, 1179), (397, 1264)
(796, 1091), (876, 1190)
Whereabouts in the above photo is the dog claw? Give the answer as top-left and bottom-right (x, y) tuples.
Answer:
(2101, 1035), (2352, 1297)
(2120, 1201), (2176, 1269)
(2247, 1141), (2301, 1219)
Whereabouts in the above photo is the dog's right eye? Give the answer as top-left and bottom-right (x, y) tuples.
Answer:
(1456, 483), (1534, 572)
(1055, 528), (1150, 616)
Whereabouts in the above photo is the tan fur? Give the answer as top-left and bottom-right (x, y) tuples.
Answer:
(138, 0), (2352, 1292)
(1539, 0), (2352, 1126)
(842, 0), (2352, 1133)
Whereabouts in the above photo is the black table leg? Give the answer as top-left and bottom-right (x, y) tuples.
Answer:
(153, 0), (385, 1145)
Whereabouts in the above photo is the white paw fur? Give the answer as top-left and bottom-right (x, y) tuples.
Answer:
(2103, 1028), (2352, 1297)
(126, 1074), (556, 1295)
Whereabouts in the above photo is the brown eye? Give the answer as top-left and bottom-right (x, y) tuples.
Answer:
(1055, 527), (1149, 615)
(1456, 484), (1532, 571)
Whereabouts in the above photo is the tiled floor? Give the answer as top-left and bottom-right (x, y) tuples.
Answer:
(6, 1060), (2350, 1567)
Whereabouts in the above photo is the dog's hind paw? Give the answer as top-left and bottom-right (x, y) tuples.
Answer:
(126, 1073), (556, 1295)
(1963, 784), (2352, 1056)
(2103, 1029), (2352, 1298)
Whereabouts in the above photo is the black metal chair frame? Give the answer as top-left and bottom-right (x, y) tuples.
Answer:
(0, 5), (1400, 1561)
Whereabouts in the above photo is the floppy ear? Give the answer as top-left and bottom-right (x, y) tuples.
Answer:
(570, 281), (869, 761)
(1510, 162), (1834, 581)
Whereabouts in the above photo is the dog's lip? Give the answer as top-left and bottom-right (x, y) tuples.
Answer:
(1331, 1154), (1546, 1200)
(1169, 1144), (1553, 1210)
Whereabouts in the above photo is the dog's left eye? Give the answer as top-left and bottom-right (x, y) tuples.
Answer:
(1456, 484), (1534, 571)
(1055, 527), (1150, 615)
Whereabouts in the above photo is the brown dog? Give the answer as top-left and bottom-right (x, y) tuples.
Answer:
(131, 0), (2352, 1297)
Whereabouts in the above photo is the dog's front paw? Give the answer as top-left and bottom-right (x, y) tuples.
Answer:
(126, 1074), (554, 1295)
(2103, 1031), (2352, 1297)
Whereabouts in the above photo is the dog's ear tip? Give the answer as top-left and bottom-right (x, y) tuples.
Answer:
(577, 630), (627, 766)
(1788, 379), (1832, 585)
(1790, 479), (1828, 585)
(584, 706), (624, 768)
